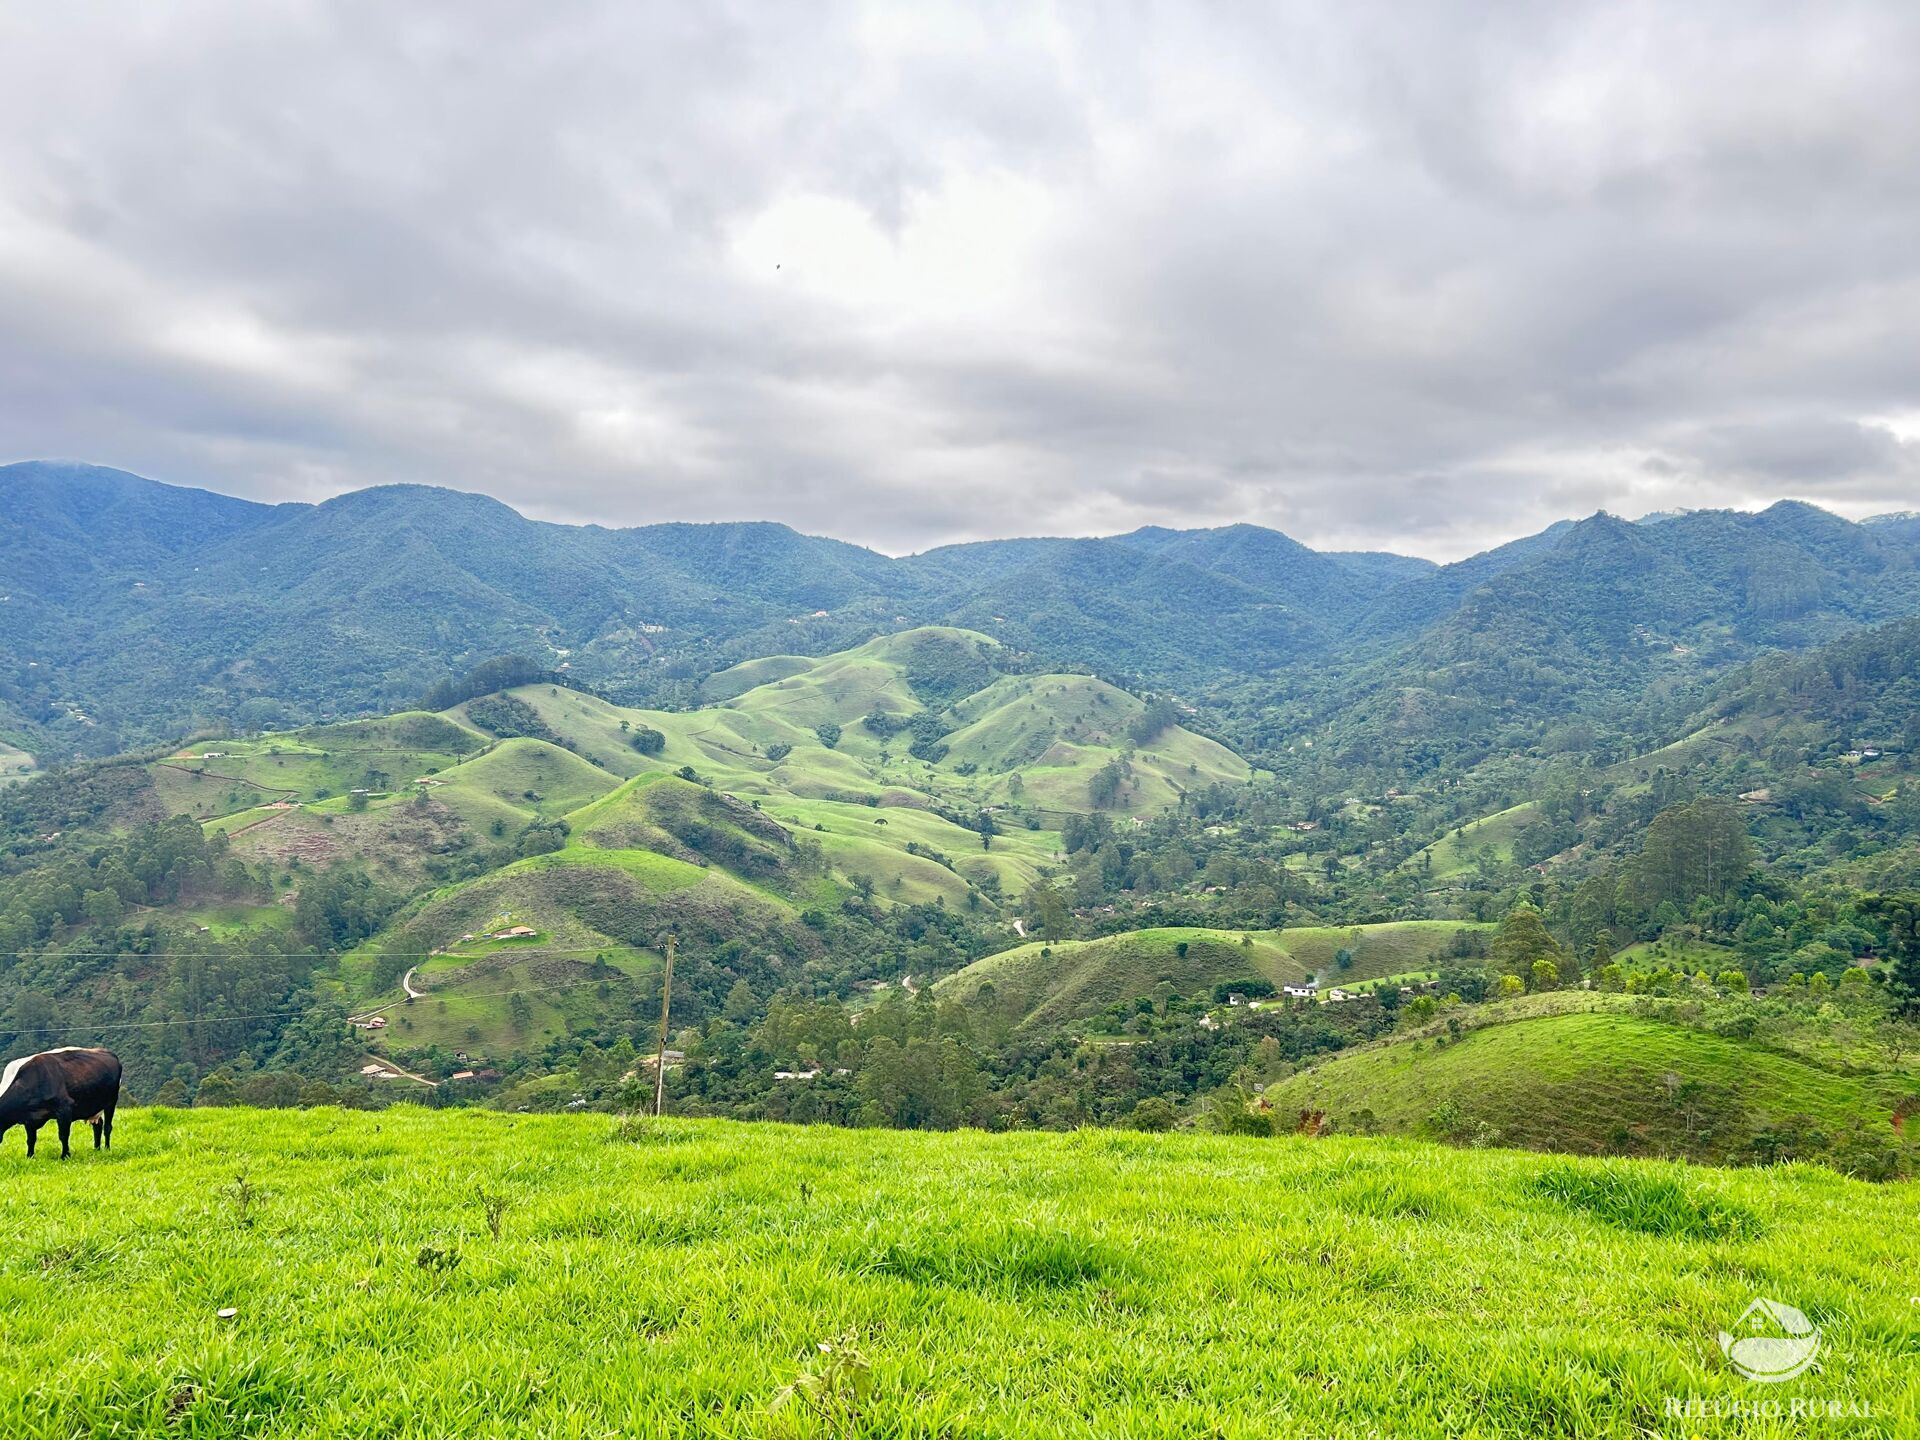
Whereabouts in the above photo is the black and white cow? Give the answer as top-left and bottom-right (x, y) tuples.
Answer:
(0, 1047), (121, 1158)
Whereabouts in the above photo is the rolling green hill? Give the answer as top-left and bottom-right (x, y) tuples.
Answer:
(1267, 1002), (1918, 1171)
(211, 628), (1252, 1052)
(3, 1107), (1915, 1438)
(936, 920), (1489, 1034)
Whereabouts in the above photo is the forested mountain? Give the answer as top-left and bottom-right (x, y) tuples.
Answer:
(6, 461), (1920, 777)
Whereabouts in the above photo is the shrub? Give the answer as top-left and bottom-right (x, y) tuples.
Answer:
(1127, 1097), (1178, 1132)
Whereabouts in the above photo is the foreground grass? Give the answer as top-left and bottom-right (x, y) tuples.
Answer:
(1, 1109), (1915, 1437)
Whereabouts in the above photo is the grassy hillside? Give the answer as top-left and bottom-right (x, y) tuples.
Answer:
(0, 739), (33, 785)
(1268, 1003), (1918, 1169)
(1406, 802), (1539, 879)
(1, 1108), (1913, 1438)
(936, 920), (1489, 1033)
(313, 626), (1243, 1038)
(498, 629), (1247, 817)
(428, 737), (621, 827)
(42, 624), (1246, 1059)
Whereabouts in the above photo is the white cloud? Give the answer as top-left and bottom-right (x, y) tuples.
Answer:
(0, 0), (1916, 558)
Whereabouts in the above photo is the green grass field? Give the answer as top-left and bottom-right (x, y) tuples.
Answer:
(0, 1108), (1914, 1437)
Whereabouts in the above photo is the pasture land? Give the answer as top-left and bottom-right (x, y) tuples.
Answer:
(0, 1108), (1913, 1437)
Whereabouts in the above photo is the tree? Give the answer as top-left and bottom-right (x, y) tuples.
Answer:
(1029, 886), (1070, 944)
(630, 726), (666, 756)
(1491, 903), (1566, 981)
(1087, 758), (1128, 810)
(1860, 895), (1920, 1018)
(1629, 798), (1755, 909)
(151, 1078), (190, 1108)
(194, 1068), (242, 1107)
(814, 723), (841, 750)
(1127, 697), (1180, 747)
(1529, 958), (1560, 992)
(723, 978), (758, 1024)
(82, 887), (124, 926)
(1128, 1097), (1177, 1131)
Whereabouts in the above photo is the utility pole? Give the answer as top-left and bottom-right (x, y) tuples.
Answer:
(653, 934), (676, 1118)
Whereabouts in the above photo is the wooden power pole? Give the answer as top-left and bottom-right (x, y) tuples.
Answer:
(653, 934), (676, 1117)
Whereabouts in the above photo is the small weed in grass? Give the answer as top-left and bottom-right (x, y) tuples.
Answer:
(221, 1167), (262, 1227)
(476, 1185), (510, 1240)
(770, 1335), (872, 1423)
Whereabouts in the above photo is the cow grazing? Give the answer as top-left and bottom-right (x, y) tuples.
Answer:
(0, 1047), (121, 1159)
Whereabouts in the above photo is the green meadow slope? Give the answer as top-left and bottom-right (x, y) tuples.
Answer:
(0, 739), (33, 784)
(935, 920), (1488, 1034)
(162, 628), (1251, 1051)
(1268, 1002), (1918, 1170)
(20, 626), (1259, 1058)
(0, 1108), (1914, 1438)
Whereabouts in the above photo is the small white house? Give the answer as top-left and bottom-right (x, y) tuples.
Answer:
(1282, 983), (1316, 999)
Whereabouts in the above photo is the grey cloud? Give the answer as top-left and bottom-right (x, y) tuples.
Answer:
(1, 1), (1918, 559)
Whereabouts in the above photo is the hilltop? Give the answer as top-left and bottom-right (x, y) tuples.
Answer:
(1, 1107), (1913, 1437)
(1266, 994), (1920, 1174)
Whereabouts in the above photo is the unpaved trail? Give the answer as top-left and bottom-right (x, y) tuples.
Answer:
(224, 808), (293, 838)
(365, 1053), (437, 1087)
(402, 967), (424, 999)
(157, 763), (299, 794)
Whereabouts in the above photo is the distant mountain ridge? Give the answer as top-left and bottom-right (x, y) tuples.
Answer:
(4, 460), (1920, 763)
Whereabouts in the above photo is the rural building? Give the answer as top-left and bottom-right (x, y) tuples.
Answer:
(1282, 983), (1316, 998)
(491, 925), (538, 939)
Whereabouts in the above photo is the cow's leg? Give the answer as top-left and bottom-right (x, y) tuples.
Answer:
(24, 1122), (38, 1158)
(56, 1117), (72, 1159)
(90, 1115), (102, 1150)
(103, 1103), (115, 1151)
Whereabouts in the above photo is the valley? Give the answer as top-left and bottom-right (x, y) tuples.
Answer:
(2, 473), (1919, 1188)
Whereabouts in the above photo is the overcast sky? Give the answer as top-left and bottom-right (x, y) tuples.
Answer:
(1, 3), (1917, 559)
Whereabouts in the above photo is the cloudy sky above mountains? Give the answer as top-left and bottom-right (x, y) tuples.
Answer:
(1, 2), (1917, 559)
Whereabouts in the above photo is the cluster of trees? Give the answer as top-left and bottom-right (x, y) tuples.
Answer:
(417, 655), (558, 711)
(465, 694), (565, 745)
